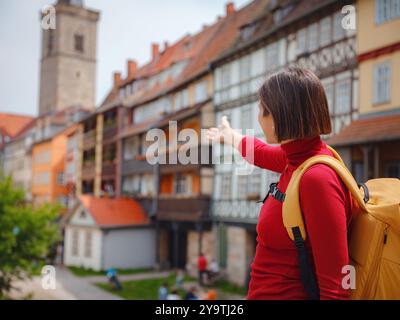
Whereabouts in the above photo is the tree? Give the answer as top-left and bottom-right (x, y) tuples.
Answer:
(0, 174), (60, 299)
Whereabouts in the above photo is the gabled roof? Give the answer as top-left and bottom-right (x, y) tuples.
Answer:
(0, 112), (35, 138)
(327, 112), (400, 147)
(100, 0), (270, 112)
(76, 195), (150, 228)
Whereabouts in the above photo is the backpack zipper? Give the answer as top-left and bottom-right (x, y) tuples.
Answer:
(383, 224), (389, 245)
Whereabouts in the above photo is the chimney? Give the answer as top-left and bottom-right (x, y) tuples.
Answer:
(113, 71), (121, 87)
(164, 41), (169, 51)
(226, 2), (235, 16)
(152, 43), (159, 60)
(127, 60), (137, 78)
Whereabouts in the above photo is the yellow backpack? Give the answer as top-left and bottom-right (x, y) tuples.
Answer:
(282, 146), (400, 300)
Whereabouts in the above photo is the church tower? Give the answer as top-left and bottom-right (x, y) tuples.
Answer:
(38, 0), (100, 115)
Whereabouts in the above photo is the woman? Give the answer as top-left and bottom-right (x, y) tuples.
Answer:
(206, 66), (353, 300)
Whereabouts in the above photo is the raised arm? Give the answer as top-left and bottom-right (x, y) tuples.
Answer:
(299, 164), (352, 300)
(206, 116), (287, 173)
(238, 135), (287, 173)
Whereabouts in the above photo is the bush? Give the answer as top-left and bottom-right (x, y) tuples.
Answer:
(0, 174), (60, 299)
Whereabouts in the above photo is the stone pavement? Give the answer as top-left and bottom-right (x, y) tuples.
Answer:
(9, 267), (121, 300)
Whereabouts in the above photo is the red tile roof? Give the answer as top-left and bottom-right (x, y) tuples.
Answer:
(0, 112), (34, 138)
(101, 0), (269, 111)
(79, 195), (150, 228)
(327, 113), (400, 147)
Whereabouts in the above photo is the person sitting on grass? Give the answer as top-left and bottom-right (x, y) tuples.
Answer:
(106, 268), (122, 290)
(184, 286), (199, 300)
(166, 287), (181, 300)
(175, 269), (184, 290)
(158, 282), (168, 300)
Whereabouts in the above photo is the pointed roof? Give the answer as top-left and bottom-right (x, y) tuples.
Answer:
(77, 195), (150, 228)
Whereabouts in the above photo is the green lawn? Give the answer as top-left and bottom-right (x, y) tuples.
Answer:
(68, 266), (153, 277)
(205, 279), (247, 296)
(95, 273), (193, 300)
(95, 272), (245, 300)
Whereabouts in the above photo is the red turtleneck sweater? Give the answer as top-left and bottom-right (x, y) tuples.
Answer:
(240, 135), (353, 300)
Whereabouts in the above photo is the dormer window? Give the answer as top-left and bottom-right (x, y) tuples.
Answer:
(240, 22), (257, 41)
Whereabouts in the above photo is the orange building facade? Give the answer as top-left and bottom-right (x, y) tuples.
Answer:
(32, 125), (77, 208)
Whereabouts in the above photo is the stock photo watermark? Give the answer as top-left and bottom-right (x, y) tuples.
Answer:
(41, 5), (56, 30)
(41, 265), (56, 290)
(144, 121), (255, 175)
(341, 5), (356, 31)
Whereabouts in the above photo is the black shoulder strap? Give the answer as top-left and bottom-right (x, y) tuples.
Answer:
(258, 182), (286, 204)
(259, 182), (320, 300)
(292, 226), (320, 300)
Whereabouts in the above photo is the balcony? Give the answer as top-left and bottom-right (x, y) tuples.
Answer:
(102, 161), (116, 178)
(82, 162), (95, 180)
(159, 144), (213, 173)
(103, 125), (117, 144)
(83, 130), (96, 150)
(212, 199), (261, 223)
(157, 196), (211, 222)
(121, 156), (153, 175)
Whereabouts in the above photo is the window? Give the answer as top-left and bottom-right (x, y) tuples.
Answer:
(319, 16), (332, 47)
(84, 231), (92, 258)
(57, 195), (68, 207)
(237, 175), (248, 199)
(34, 172), (50, 185)
(373, 62), (391, 104)
(174, 89), (189, 110)
(57, 172), (65, 185)
(352, 161), (364, 183)
(248, 173), (261, 195)
(241, 105), (252, 131)
(240, 55), (251, 95)
(335, 78), (351, 114)
(307, 23), (319, 51)
(220, 174), (232, 199)
(72, 229), (79, 256)
(296, 28), (307, 55)
(74, 34), (84, 53)
(323, 82), (334, 115)
(174, 174), (191, 195)
(123, 136), (140, 160)
(35, 150), (50, 164)
(221, 65), (231, 89)
(385, 161), (400, 178)
(240, 55), (251, 81)
(266, 42), (279, 70)
(376, 0), (400, 24)
(194, 80), (208, 104)
(333, 11), (345, 41)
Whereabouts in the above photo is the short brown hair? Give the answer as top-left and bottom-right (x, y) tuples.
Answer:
(258, 66), (331, 142)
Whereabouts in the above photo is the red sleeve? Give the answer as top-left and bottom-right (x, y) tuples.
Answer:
(238, 136), (287, 173)
(299, 164), (351, 300)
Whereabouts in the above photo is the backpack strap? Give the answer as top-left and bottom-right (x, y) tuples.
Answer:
(282, 152), (367, 242)
(282, 146), (368, 300)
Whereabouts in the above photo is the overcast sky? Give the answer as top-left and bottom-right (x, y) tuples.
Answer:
(0, 0), (249, 116)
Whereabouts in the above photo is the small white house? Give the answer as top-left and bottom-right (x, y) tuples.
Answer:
(64, 195), (156, 271)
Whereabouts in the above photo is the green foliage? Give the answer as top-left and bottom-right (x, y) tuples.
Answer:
(0, 174), (60, 299)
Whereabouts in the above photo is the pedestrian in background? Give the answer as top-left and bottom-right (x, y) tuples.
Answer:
(197, 252), (207, 286)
